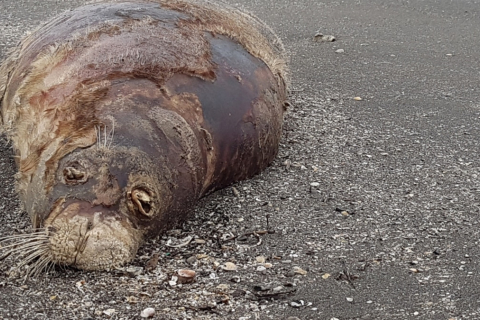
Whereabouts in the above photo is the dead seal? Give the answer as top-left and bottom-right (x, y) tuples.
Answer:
(0, 0), (287, 273)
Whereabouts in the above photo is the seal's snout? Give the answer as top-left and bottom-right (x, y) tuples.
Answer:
(45, 201), (141, 270)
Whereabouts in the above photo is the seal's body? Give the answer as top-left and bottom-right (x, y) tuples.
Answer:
(0, 0), (287, 271)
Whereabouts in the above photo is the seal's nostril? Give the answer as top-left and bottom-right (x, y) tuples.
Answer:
(86, 221), (93, 231)
(63, 162), (87, 185)
(64, 167), (85, 180)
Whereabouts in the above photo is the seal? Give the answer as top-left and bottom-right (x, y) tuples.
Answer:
(0, 0), (287, 273)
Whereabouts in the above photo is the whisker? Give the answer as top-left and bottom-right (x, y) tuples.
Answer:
(15, 247), (48, 264)
(46, 261), (56, 275)
(0, 240), (48, 262)
(0, 239), (48, 252)
(0, 231), (48, 242)
(104, 124), (107, 148)
(31, 255), (51, 278)
(16, 248), (49, 269)
(95, 125), (100, 148)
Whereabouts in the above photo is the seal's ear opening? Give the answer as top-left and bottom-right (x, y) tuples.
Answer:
(127, 187), (155, 218)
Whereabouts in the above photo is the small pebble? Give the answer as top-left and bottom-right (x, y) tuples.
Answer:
(223, 262), (238, 271)
(335, 49), (345, 53)
(256, 256), (266, 263)
(346, 297), (354, 302)
(353, 96), (363, 101)
(103, 309), (116, 316)
(290, 300), (304, 308)
(314, 33), (336, 42)
(177, 269), (196, 284)
(293, 266), (308, 275)
(140, 308), (155, 318)
(216, 283), (230, 292)
(257, 266), (267, 272)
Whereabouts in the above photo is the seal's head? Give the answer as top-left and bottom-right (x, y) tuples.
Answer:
(4, 136), (178, 274)
(41, 144), (172, 271)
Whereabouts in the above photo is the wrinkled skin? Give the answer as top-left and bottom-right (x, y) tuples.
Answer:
(0, 0), (287, 270)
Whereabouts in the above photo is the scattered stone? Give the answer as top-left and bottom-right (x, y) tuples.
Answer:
(140, 308), (155, 318)
(322, 273), (331, 279)
(223, 262), (238, 271)
(169, 276), (178, 287)
(257, 266), (267, 272)
(103, 309), (116, 317)
(346, 297), (354, 302)
(293, 266), (308, 275)
(166, 235), (193, 248)
(335, 48), (345, 53)
(264, 263), (273, 268)
(353, 96), (363, 101)
(177, 269), (196, 284)
(126, 296), (138, 304)
(314, 32), (336, 42)
(187, 256), (197, 265)
(232, 186), (241, 197)
(256, 256), (266, 264)
(216, 283), (230, 292)
(194, 239), (206, 244)
(290, 300), (304, 308)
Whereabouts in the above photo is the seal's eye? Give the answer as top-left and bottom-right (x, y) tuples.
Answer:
(63, 162), (87, 184)
(128, 188), (154, 217)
